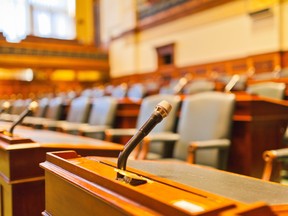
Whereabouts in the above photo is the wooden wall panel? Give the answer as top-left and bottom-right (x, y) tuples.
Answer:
(110, 51), (286, 88)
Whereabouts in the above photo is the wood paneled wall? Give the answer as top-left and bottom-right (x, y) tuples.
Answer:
(110, 51), (286, 86)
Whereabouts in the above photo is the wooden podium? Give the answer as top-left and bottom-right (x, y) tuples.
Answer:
(40, 151), (288, 216)
(0, 124), (123, 216)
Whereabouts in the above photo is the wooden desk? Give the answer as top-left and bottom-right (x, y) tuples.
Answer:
(114, 98), (141, 129)
(40, 151), (288, 216)
(0, 123), (123, 216)
(230, 93), (288, 178)
(114, 94), (288, 179)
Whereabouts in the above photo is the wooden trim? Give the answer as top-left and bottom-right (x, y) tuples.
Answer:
(281, 51), (288, 68)
(110, 51), (283, 85)
(0, 36), (109, 70)
(110, 0), (232, 41)
(137, 0), (232, 30)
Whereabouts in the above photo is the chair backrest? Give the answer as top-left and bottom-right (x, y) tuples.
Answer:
(88, 96), (118, 127)
(183, 80), (215, 94)
(246, 82), (286, 100)
(45, 96), (65, 120)
(173, 92), (235, 168)
(10, 99), (31, 115)
(136, 94), (181, 133)
(136, 94), (181, 157)
(111, 83), (128, 99)
(91, 87), (105, 98)
(127, 83), (146, 101)
(251, 71), (280, 80)
(159, 79), (179, 95)
(66, 96), (91, 123)
(34, 97), (49, 117)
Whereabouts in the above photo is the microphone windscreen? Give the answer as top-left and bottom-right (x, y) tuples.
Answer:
(155, 100), (172, 118)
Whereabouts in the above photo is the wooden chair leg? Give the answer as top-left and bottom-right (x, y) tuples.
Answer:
(105, 131), (112, 142)
(187, 143), (197, 164)
(137, 137), (150, 160)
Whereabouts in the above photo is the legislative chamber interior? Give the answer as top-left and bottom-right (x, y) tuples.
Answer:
(0, 0), (288, 215)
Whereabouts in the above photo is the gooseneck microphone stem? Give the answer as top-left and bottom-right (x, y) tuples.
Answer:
(8, 101), (38, 136)
(9, 109), (32, 135)
(116, 100), (171, 179)
(117, 112), (163, 171)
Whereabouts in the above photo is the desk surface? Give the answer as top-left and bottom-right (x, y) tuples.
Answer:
(104, 158), (288, 206)
(0, 122), (123, 151)
(0, 123), (123, 216)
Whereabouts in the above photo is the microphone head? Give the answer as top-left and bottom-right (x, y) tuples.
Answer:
(2, 101), (10, 110)
(28, 101), (39, 112)
(155, 100), (172, 118)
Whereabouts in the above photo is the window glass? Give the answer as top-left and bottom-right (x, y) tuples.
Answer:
(0, 0), (75, 42)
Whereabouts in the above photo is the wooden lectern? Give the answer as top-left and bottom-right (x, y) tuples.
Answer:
(0, 124), (123, 216)
(41, 150), (288, 216)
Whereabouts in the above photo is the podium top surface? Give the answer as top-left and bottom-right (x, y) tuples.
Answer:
(41, 151), (288, 215)
(117, 159), (288, 206)
(42, 150), (288, 206)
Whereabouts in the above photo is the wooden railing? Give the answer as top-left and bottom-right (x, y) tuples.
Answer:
(137, 0), (232, 30)
(0, 35), (109, 70)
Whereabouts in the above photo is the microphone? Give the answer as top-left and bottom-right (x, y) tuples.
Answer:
(8, 101), (38, 136)
(173, 77), (188, 95)
(116, 100), (172, 181)
(224, 74), (240, 92)
(0, 101), (11, 114)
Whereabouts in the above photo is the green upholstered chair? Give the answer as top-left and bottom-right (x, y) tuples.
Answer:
(183, 79), (215, 94)
(105, 94), (181, 159)
(246, 82), (286, 100)
(141, 91), (236, 170)
(127, 83), (147, 102)
(61, 96), (118, 139)
(42, 96), (91, 131)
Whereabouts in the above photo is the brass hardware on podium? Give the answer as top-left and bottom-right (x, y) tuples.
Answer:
(0, 101), (38, 144)
(115, 169), (152, 186)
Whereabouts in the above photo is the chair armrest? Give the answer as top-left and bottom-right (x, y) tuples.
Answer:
(42, 119), (64, 128)
(79, 124), (111, 133)
(187, 139), (230, 164)
(104, 128), (137, 141)
(262, 148), (288, 181)
(138, 132), (180, 160)
(189, 139), (230, 149)
(59, 122), (87, 131)
(271, 148), (288, 159)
